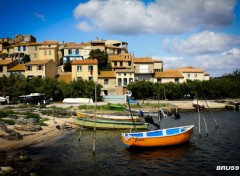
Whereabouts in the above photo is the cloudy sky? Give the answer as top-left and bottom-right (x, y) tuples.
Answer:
(1, 0), (240, 77)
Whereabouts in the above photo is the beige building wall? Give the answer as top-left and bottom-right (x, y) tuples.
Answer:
(72, 59), (98, 82)
(25, 60), (58, 79)
(0, 60), (18, 77)
(116, 70), (134, 87)
(38, 41), (59, 65)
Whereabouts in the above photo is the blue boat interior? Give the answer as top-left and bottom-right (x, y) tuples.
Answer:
(126, 127), (187, 138)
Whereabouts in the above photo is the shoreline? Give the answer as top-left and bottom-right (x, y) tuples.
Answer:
(0, 100), (227, 152)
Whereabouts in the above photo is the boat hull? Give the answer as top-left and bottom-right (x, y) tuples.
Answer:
(73, 117), (148, 130)
(77, 112), (140, 122)
(121, 125), (194, 147)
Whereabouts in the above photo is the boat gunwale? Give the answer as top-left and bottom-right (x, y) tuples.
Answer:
(73, 116), (148, 125)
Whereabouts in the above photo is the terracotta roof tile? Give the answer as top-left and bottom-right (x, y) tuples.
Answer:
(155, 70), (184, 78)
(25, 59), (52, 65)
(8, 64), (25, 71)
(176, 66), (204, 73)
(0, 60), (14, 65)
(98, 71), (116, 78)
(133, 57), (154, 63)
(116, 69), (134, 73)
(109, 55), (132, 61)
(72, 59), (98, 65)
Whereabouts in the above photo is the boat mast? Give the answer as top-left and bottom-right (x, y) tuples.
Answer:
(93, 83), (97, 156)
(196, 93), (201, 137)
(126, 96), (136, 131)
(157, 93), (161, 129)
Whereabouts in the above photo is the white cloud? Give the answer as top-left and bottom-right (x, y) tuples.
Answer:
(164, 31), (240, 55)
(153, 56), (188, 70)
(73, 0), (236, 34)
(76, 21), (92, 32)
(34, 12), (46, 22)
(194, 48), (240, 76)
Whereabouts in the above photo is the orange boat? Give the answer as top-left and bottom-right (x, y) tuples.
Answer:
(121, 125), (194, 148)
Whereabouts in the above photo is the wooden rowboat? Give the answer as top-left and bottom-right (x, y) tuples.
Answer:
(121, 125), (194, 148)
(76, 112), (141, 122)
(73, 116), (148, 130)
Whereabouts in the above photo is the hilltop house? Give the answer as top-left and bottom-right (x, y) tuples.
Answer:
(24, 59), (58, 79)
(71, 59), (98, 82)
(0, 60), (18, 77)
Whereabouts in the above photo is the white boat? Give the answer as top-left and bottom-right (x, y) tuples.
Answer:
(62, 98), (93, 104)
(0, 97), (7, 103)
(77, 112), (141, 122)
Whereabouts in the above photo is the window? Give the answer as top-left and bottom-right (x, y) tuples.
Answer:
(114, 62), (117, 66)
(18, 46), (20, 51)
(23, 46), (26, 51)
(120, 61), (123, 66)
(27, 75), (33, 80)
(77, 66), (82, 72)
(104, 79), (109, 85)
(38, 75), (42, 78)
(123, 78), (127, 86)
(35, 46), (37, 50)
(88, 66), (93, 71)
(157, 78), (162, 83)
(124, 73), (126, 76)
(38, 65), (42, 70)
(26, 65), (31, 71)
(77, 77), (82, 80)
(175, 78), (179, 83)
(76, 49), (79, 54)
(128, 61), (131, 66)
(187, 74), (190, 78)
(194, 73), (197, 78)
(44, 50), (47, 56)
(89, 77), (93, 81)
(118, 78), (122, 86)
(49, 50), (51, 55)
(68, 49), (72, 55)
(0, 66), (3, 72)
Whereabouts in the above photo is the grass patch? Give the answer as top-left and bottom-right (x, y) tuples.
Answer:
(0, 110), (18, 119)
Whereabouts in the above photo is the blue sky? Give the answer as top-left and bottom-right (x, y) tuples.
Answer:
(1, 0), (240, 77)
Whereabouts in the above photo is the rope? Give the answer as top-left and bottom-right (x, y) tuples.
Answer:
(202, 115), (208, 136)
(126, 96), (136, 131)
(202, 91), (218, 129)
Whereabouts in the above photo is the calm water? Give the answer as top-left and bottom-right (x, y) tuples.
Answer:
(18, 110), (240, 176)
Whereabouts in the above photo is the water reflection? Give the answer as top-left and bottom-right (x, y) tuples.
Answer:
(124, 142), (195, 160)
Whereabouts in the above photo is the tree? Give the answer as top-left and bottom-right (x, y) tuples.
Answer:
(64, 62), (72, 72)
(89, 49), (109, 71)
(22, 54), (30, 63)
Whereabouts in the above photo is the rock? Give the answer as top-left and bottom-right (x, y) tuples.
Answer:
(15, 117), (28, 125)
(0, 166), (15, 175)
(27, 118), (37, 125)
(19, 155), (32, 162)
(14, 125), (42, 132)
(2, 156), (14, 166)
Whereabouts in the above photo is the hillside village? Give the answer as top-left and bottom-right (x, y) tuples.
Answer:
(0, 34), (210, 97)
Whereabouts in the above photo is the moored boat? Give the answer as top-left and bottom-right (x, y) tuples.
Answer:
(108, 103), (125, 112)
(73, 116), (148, 130)
(121, 125), (194, 148)
(77, 112), (141, 122)
(193, 99), (205, 110)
